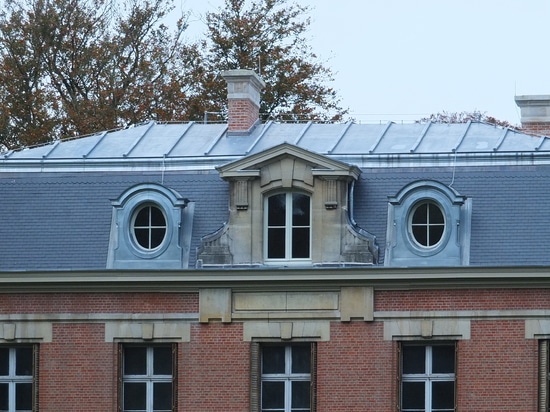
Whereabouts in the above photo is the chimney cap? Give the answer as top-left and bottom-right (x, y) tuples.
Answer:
(222, 69), (266, 91)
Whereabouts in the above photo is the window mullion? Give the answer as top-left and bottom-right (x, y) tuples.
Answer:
(286, 194), (293, 259)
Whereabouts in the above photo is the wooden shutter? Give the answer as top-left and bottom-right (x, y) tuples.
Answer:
(117, 344), (123, 412)
(540, 340), (548, 412)
(310, 343), (317, 412)
(32, 344), (39, 412)
(172, 343), (178, 412)
(250, 342), (260, 412)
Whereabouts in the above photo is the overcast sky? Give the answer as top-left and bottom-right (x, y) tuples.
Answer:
(181, 0), (550, 126)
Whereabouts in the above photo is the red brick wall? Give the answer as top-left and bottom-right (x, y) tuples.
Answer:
(39, 323), (115, 412)
(227, 98), (260, 132)
(457, 320), (538, 411)
(317, 322), (395, 411)
(181, 323), (250, 410)
(0, 292), (198, 313)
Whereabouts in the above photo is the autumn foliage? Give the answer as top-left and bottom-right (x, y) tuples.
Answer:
(0, 0), (345, 150)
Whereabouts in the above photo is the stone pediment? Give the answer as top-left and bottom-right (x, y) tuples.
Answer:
(217, 143), (361, 181)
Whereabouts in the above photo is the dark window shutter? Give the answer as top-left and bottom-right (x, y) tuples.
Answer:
(250, 342), (260, 412)
(310, 343), (317, 412)
(117, 344), (123, 412)
(172, 343), (178, 412)
(32, 344), (39, 412)
(539, 340), (548, 412)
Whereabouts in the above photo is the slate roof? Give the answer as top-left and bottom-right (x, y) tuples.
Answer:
(1, 120), (549, 271)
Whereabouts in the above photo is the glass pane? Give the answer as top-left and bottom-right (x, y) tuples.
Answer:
(124, 347), (147, 375)
(0, 348), (8, 375)
(134, 228), (149, 249)
(123, 382), (146, 411)
(262, 346), (285, 374)
(292, 228), (310, 258)
(153, 382), (172, 411)
(402, 346), (425, 374)
(402, 381), (425, 410)
(432, 381), (455, 409)
(429, 226), (444, 246)
(15, 382), (32, 410)
(16, 347), (33, 376)
(150, 228), (166, 249)
(0, 383), (8, 410)
(153, 347), (172, 375)
(412, 203), (428, 224)
(432, 346), (455, 374)
(150, 206), (165, 226)
(428, 203), (444, 224)
(412, 226), (428, 246)
(134, 207), (149, 227)
(292, 194), (310, 226)
(291, 346), (311, 374)
(268, 194), (286, 226)
(291, 381), (310, 409)
(261, 381), (284, 409)
(268, 228), (285, 259)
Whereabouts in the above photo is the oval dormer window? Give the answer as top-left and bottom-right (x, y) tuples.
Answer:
(409, 200), (445, 248)
(131, 203), (167, 250)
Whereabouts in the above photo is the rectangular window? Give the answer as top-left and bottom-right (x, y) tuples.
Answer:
(121, 345), (177, 412)
(0, 346), (36, 412)
(260, 344), (312, 412)
(401, 343), (456, 412)
(266, 193), (311, 261)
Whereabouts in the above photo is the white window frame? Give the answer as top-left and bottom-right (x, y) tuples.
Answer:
(401, 344), (456, 412)
(122, 346), (173, 412)
(261, 345), (311, 412)
(0, 347), (33, 412)
(131, 203), (168, 252)
(408, 200), (446, 249)
(264, 192), (311, 264)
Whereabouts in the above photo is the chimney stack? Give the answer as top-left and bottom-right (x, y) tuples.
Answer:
(222, 69), (265, 135)
(515, 95), (550, 136)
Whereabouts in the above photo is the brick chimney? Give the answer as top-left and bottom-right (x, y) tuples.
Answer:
(515, 95), (550, 136)
(222, 69), (265, 135)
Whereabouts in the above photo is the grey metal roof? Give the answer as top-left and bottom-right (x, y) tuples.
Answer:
(2, 120), (550, 271)
(2, 121), (549, 168)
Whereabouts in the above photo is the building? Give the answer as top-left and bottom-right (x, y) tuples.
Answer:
(2, 70), (550, 411)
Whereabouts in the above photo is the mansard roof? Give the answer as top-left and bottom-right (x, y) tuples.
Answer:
(1, 120), (550, 271)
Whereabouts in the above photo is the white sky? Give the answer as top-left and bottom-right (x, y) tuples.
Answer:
(179, 0), (550, 125)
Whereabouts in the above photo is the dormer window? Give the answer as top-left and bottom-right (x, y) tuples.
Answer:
(266, 192), (311, 261)
(132, 203), (167, 251)
(409, 200), (445, 249)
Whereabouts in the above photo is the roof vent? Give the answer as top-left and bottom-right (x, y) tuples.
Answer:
(222, 69), (266, 135)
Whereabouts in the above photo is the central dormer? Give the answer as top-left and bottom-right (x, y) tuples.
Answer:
(197, 143), (377, 267)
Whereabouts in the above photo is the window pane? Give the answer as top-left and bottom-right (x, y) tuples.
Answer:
(292, 194), (310, 226)
(428, 203), (444, 224)
(432, 381), (455, 409)
(15, 347), (33, 376)
(412, 226), (428, 247)
(150, 228), (166, 249)
(134, 228), (149, 249)
(0, 383), (8, 410)
(0, 348), (8, 375)
(291, 346), (311, 374)
(261, 381), (284, 409)
(412, 203), (428, 224)
(428, 225), (444, 246)
(15, 382), (32, 410)
(432, 346), (455, 374)
(123, 382), (146, 411)
(268, 194), (286, 226)
(267, 228), (285, 259)
(124, 347), (147, 375)
(262, 346), (285, 374)
(153, 382), (172, 411)
(402, 381), (425, 410)
(149, 206), (165, 226)
(292, 228), (310, 259)
(402, 346), (425, 374)
(153, 347), (172, 375)
(291, 381), (310, 409)
(134, 207), (150, 227)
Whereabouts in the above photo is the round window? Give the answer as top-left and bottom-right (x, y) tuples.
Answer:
(409, 200), (445, 248)
(131, 204), (167, 250)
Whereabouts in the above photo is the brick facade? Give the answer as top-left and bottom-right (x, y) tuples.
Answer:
(2, 286), (546, 411)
